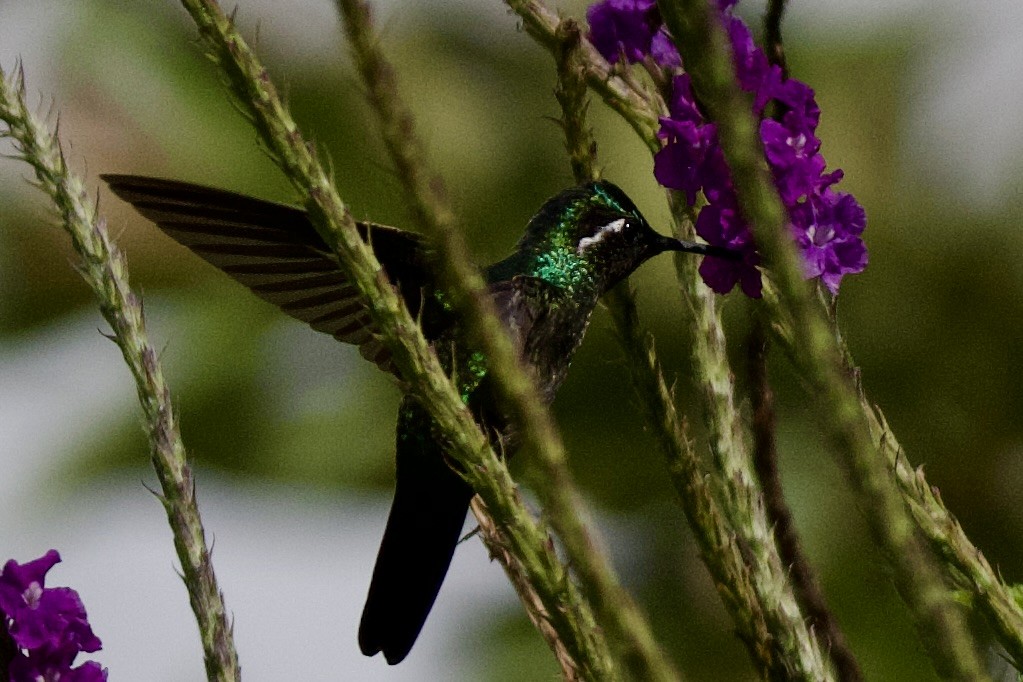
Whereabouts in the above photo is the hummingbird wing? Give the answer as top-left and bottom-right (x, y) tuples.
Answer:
(102, 175), (434, 374)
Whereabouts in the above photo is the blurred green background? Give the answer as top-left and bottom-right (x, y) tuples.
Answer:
(2, 0), (1022, 679)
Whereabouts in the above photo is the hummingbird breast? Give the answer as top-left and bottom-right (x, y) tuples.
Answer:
(460, 276), (598, 435)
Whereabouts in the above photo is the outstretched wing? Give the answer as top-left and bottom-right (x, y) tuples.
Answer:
(102, 174), (434, 373)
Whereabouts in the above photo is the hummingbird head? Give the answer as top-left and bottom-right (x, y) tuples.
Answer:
(509, 180), (736, 295)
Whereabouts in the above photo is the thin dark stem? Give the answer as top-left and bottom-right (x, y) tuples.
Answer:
(747, 320), (863, 682)
(763, 0), (788, 76)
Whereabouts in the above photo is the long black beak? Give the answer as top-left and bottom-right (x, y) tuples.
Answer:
(655, 233), (743, 261)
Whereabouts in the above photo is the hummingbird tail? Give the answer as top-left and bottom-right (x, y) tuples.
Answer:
(359, 446), (474, 664)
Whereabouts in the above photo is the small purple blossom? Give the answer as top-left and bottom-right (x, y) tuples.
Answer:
(760, 117), (826, 204)
(790, 189), (868, 292)
(695, 203), (762, 297)
(586, 0), (685, 68)
(655, 117), (717, 205)
(587, 0), (868, 296)
(649, 28), (681, 68)
(586, 0), (659, 64)
(1, 551), (107, 682)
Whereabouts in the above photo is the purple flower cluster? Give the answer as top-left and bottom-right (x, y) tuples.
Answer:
(586, 0), (867, 296)
(0, 551), (107, 682)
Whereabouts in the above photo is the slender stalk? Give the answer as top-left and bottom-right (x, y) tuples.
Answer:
(542, 6), (832, 678)
(172, 1), (637, 678)
(0, 63), (240, 682)
(873, 402), (1023, 670)
(331, 6), (585, 666)
(470, 497), (586, 682)
(657, 2), (987, 679)
(752, 5), (860, 677)
(748, 322), (862, 682)
(333, 3), (677, 679)
(604, 282), (781, 674)
(815, 311), (1023, 670)
(554, 19), (781, 676)
(554, 20), (599, 184)
(505, 0), (662, 151)
(667, 192), (833, 681)
(763, 0), (788, 75)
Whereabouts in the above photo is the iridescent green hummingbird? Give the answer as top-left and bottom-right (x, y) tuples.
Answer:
(102, 175), (737, 664)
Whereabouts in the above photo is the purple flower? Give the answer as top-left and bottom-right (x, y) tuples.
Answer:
(694, 203), (763, 297)
(1, 551), (106, 682)
(725, 17), (772, 97)
(665, 74), (703, 123)
(761, 117), (826, 204)
(585, 0), (868, 295)
(790, 190), (868, 292)
(649, 28), (681, 68)
(586, 0), (659, 64)
(9, 647), (108, 682)
(655, 118), (717, 204)
(0, 551), (99, 653)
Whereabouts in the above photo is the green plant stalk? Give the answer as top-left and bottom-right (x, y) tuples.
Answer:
(331, 2), (597, 670)
(549, 23), (686, 680)
(505, 0), (662, 151)
(550, 9), (831, 678)
(657, 2), (987, 679)
(174, 1), (627, 678)
(605, 282), (782, 673)
(872, 405), (1023, 669)
(469, 496), (586, 681)
(747, 321), (863, 682)
(668, 195), (833, 680)
(796, 302), (1023, 670)
(754, 5), (861, 678)
(334, 2), (678, 678)
(510, 0), (1023, 673)
(0, 64), (240, 682)
(554, 21), (795, 677)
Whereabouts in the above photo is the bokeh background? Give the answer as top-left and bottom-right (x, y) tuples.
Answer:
(2, 0), (1023, 679)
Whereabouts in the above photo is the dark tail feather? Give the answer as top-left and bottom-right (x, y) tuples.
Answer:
(358, 454), (474, 664)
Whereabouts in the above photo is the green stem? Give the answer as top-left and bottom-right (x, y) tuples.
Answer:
(604, 283), (779, 674)
(535, 4), (833, 677)
(505, 0), (662, 152)
(333, 2), (677, 679)
(747, 321), (862, 682)
(172, 1), (643, 678)
(657, 2), (987, 679)
(550, 21), (688, 680)
(667, 194), (833, 681)
(0, 63), (240, 682)
(828, 318), (1023, 670)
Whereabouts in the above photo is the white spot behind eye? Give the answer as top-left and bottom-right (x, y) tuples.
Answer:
(577, 218), (626, 254)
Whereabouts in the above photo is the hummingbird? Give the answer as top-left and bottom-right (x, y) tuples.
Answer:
(102, 174), (737, 664)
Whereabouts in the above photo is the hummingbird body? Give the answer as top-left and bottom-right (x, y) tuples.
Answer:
(103, 175), (734, 665)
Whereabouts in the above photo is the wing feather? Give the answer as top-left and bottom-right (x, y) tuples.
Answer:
(102, 174), (434, 374)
